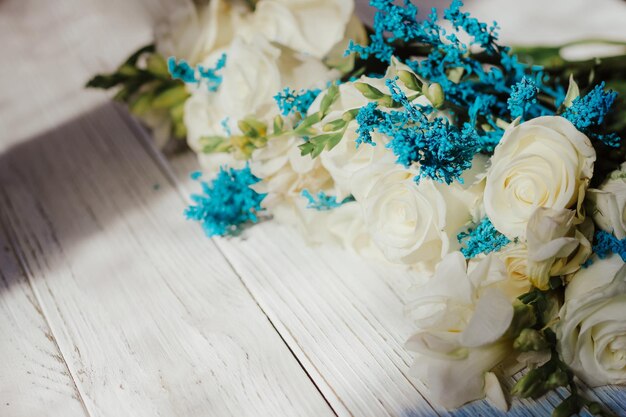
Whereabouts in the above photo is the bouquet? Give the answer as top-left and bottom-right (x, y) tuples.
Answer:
(90, 0), (626, 415)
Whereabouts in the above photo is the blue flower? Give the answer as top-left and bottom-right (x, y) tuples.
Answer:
(168, 53), (227, 92)
(185, 165), (265, 237)
(458, 217), (510, 258)
(301, 190), (352, 211)
(592, 230), (626, 261)
(274, 88), (321, 116)
(562, 82), (620, 147)
(508, 77), (539, 120)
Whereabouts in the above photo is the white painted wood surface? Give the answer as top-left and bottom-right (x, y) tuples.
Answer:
(2, 0), (626, 416)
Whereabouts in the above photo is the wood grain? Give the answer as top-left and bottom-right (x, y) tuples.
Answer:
(0, 220), (89, 417)
(166, 150), (568, 417)
(0, 104), (335, 417)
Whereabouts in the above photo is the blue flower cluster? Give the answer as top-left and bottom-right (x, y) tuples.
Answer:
(563, 82), (620, 147)
(347, 0), (559, 156)
(592, 230), (626, 261)
(274, 88), (321, 116)
(355, 79), (478, 184)
(457, 217), (511, 259)
(301, 190), (352, 211)
(168, 53), (227, 92)
(508, 77), (539, 120)
(185, 165), (265, 237)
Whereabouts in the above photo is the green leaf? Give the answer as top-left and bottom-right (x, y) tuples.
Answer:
(298, 141), (316, 156)
(146, 53), (169, 78)
(152, 84), (189, 109)
(273, 115), (284, 133)
(85, 73), (124, 89)
(304, 132), (344, 158)
(123, 44), (155, 66)
(552, 394), (583, 417)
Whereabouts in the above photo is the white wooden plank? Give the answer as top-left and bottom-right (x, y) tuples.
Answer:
(0, 223), (89, 417)
(166, 150), (567, 417)
(0, 103), (336, 417)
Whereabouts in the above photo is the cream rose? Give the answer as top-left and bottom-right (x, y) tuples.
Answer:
(557, 254), (626, 386)
(500, 208), (592, 291)
(250, 0), (354, 59)
(406, 252), (517, 409)
(185, 36), (337, 173)
(484, 116), (596, 239)
(587, 162), (626, 239)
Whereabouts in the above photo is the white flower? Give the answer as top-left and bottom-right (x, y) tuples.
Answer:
(406, 252), (517, 409)
(351, 154), (483, 268)
(250, 0), (354, 59)
(499, 208), (592, 291)
(557, 254), (626, 386)
(484, 116), (596, 239)
(155, 0), (249, 64)
(249, 135), (332, 210)
(185, 36), (337, 173)
(588, 162), (626, 239)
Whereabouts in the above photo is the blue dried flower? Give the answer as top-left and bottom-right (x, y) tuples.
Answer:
(458, 217), (510, 258)
(508, 77), (539, 120)
(301, 190), (352, 211)
(168, 53), (227, 92)
(562, 82), (620, 147)
(185, 165), (265, 237)
(274, 88), (321, 116)
(592, 230), (626, 261)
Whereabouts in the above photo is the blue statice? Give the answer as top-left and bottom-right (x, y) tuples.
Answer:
(508, 77), (539, 120)
(592, 230), (626, 261)
(355, 102), (382, 146)
(301, 190), (352, 211)
(563, 82), (621, 147)
(458, 217), (510, 258)
(168, 54), (227, 91)
(198, 53), (227, 92)
(347, 0), (560, 155)
(185, 165), (266, 237)
(354, 79), (478, 184)
(443, 0), (500, 53)
(274, 88), (321, 116)
(167, 57), (196, 83)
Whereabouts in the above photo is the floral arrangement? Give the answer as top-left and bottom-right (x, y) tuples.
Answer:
(90, 0), (626, 415)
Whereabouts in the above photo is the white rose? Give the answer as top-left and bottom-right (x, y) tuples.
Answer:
(185, 36), (337, 172)
(249, 135), (332, 210)
(406, 252), (517, 409)
(250, 0), (354, 59)
(484, 116), (596, 239)
(352, 159), (477, 267)
(587, 162), (626, 239)
(557, 254), (626, 386)
(155, 0), (249, 64)
(500, 208), (592, 290)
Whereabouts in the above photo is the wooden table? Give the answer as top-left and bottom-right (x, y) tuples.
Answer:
(2, 0), (626, 416)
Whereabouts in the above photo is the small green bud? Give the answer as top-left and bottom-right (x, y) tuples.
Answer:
(552, 394), (582, 417)
(146, 54), (169, 77)
(422, 83), (445, 108)
(511, 369), (546, 398)
(354, 82), (385, 99)
(273, 115), (284, 133)
(342, 109), (359, 121)
(562, 74), (580, 109)
(173, 120), (186, 139)
(129, 93), (153, 116)
(544, 369), (569, 390)
(397, 70), (422, 91)
(507, 302), (537, 338)
(323, 118), (348, 132)
(118, 63), (139, 77)
(513, 329), (549, 352)
(320, 84), (339, 116)
(152, 85), (189, 109)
